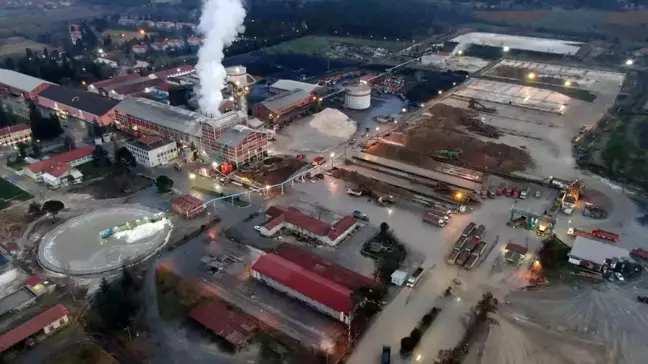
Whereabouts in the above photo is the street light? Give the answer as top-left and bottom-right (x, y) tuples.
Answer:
(330, 152), (335, 158)
(437, 90), (443, 95)
(626, 59), (634, 66)
(376, 127), (380, 131)
(503, 46), (510, 52)
(457, 50), (463, 56)
(401, 107), (407, 113)
(211, 161), (219, 169)
(564, 80), (572, 87)
(189, 173), (196, 187)
(527, 72), (536, 80)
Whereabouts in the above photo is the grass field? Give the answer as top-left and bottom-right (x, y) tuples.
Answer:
(265, 35), (406, 55)
(0, 37), (49, 57)
(0, 177), (31, 201)
(101, 29), (150, 42)
(0, 6), (105, 38)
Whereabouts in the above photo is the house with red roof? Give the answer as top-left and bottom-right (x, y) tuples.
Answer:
(24, 146), (93, 187)
(0, 304), (69, 354)
(251, 253), (355, 324)
(259, 205), (359, 246)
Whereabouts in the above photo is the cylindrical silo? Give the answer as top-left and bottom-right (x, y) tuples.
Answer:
(345, 83), (371, 110)
(226, 65), (247, 87)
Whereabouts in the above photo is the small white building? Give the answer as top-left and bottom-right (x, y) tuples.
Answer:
(126, 135), (178, 167)
(24, 146), (93, 183)
(132, 44), (148, 54)
(390, 270), (408, 286)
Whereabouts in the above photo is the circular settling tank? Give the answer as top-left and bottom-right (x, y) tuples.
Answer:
(38, 206), (173, 275)
(345, 83), (371, 110)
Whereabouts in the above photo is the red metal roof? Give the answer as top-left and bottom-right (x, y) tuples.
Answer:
(190, 300), (257, 346)
(252, 254), (354, 313)
(153, 65), (194, 79)
(139, 135), (163, 144)
(90, 74), (141, 88)
(27, 147), (93, 174)
(0, 124), (30, 137)
(113, 78), (164, 95)
(327, 216), (357, 240)
(275, 244), (376, 290)
(0, 304), (68, 353)
(41, 163), (72, 178)
(172, 194), (205, 215)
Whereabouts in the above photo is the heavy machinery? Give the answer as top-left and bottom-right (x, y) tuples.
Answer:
(435, 149), (462, 160)
(562, 179), (584, 215)
(468, 98), (497, 113)
(583, 202), (607, 219)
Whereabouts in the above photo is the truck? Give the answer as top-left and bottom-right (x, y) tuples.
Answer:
(582, 203), (607, 219)
(507, 216), (527, 228)
(455, 250), (472, 266)
(631, 248), (648, 261)
(512, 187), (520, 199)
(381, 346), (391, 364)
(463, 236), (480, 252)
(447, 248), (461, 265)
(453, 236), (468, 250)
(406, 267), (424, 288)
(427, 207), (450, 221)
(536, 223), (550, 236)
(473, 224), (486, 239)
(496, 183), (505, 196)
(462, 222), (477, 237)
(464, 253), (479, 269)
(519, 187), (529, 199)
(549, 203), (561, 216)
(567, 227), (620, 243)
(504, 187), (513, 197)
(423, 212), (446, 227)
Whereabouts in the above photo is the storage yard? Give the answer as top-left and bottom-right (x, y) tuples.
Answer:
(450, 32), (584, 56)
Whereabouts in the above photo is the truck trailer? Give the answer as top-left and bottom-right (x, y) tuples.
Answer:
(462, 222), (477, 237)
(406, 267), (424, 288)
(423, 212), (446, 227)
(567, 227), (620, 243)
(447, 248), (461, 265)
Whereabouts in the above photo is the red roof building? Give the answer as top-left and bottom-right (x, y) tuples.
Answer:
(25, 147), (94, 176)
(190, 300), (257, 347)
(0, 304), (69, 353)
(260, 205), (359, 246)
(172, 194), (205, 218)
(274, 243), (376, 291)
(251, 254), (354, 323)
(0, 123), (32, 147)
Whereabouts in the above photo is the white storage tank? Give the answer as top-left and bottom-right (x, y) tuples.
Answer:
(345, 83), (371, 110)
(226, 65), (247, 87)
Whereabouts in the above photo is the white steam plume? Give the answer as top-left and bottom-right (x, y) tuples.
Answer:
(196, 0), (246, 115)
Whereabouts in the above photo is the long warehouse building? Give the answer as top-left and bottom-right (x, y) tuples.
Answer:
(251, 253), (358, 324)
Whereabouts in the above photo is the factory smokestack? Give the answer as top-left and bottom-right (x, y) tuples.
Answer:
(196, 0), (246, 115)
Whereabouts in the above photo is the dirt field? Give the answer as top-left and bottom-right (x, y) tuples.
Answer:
(237, 156), (307, 186)
(68, 174), (153, 199)
(374, 104), (531, 173)
(0, 37), (49, 57)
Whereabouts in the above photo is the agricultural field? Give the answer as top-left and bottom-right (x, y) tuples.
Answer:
(265, 35), (406, 56)
(0, 5), (106, 38)
(473, 9), (648, 41)
(0, 37), (49, 57)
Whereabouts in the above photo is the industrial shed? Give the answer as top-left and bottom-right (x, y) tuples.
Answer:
(190, 300), (257, 348)
(251, 253), (355, 324)
(568, 237), (630, 272)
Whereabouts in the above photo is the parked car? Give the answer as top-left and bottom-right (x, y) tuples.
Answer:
(615, 272), (624, 281)
(347, 188), (363, 196)
(353, 211), (369, 221)
(534, 190), (541, 198)
(314, 173), (324, 179)
(638, 296), (648, 304)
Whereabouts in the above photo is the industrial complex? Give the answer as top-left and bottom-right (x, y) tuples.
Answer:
(0, 21), (647, 364)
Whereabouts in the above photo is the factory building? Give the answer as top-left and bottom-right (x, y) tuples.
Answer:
(0, 124), (32, 147)
(87, 65), (194, 100)
(37, 85), (120, 126)
(0, 69), (53, 118)
(269, 79), (322, 95)
(252, 89), (315, 126)
(125, 135), (178, 167)
(114, 97), (255, 161)
(251, 253), (355, 324)
(211, 125), (268, 166)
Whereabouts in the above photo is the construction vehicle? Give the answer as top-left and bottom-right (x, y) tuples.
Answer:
(567, 227), (619, 243)
(562, 179), (584, 215)
(507, 216), (527, 228)
(582, 203), (607, 219)
(468, 98), (497, 113)
(435, 149), (462, 160)
(406, 267), (424, 288)
(536, 222), (550, 236)
(423, 211), (446, 227)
